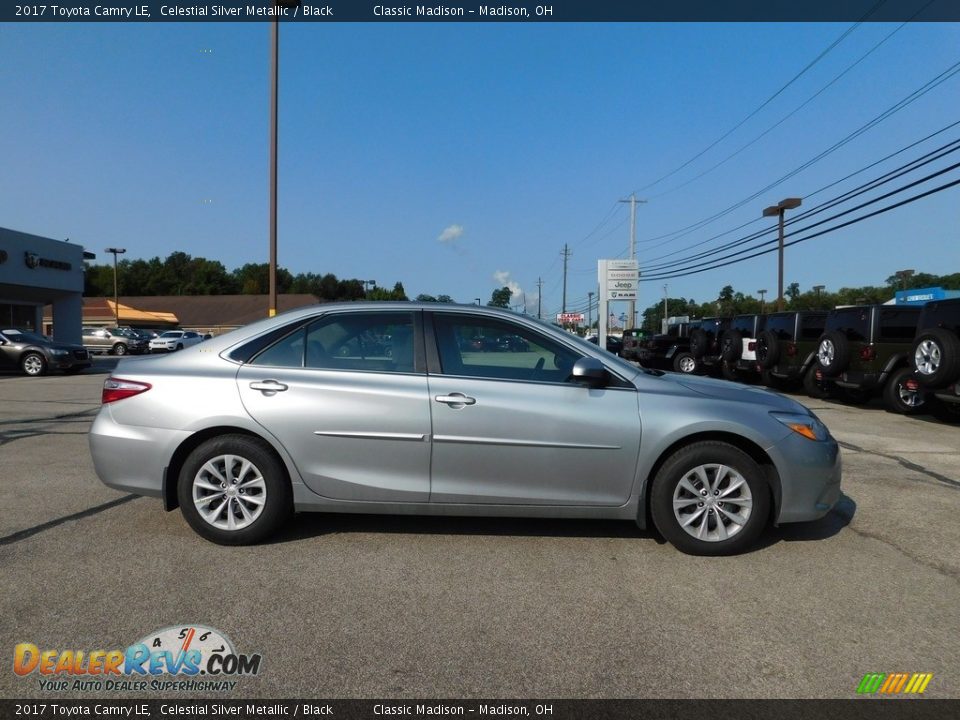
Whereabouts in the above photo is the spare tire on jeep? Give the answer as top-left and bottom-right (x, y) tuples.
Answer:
(912, 327), (960, 388)
(689, 328), (709, 359)
(720, 329), (743, 362)
(756, 330), (780, 369)
(816, 330), (850, 377)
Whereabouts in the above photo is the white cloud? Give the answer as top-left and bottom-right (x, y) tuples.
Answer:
(437, 224), (464, 243)
(493, 270), (538, 314)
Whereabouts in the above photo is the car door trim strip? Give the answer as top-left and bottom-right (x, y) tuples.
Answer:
(432, 435), (620, 450)
(313, 430), (427, 441)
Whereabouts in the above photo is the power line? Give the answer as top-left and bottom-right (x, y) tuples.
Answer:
(641, 134), (960, 273)
(639, 168), (960, 281)
(633, 58), (960, 252)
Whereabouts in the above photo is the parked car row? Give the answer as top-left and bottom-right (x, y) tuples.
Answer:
(635, 299), (960, 422)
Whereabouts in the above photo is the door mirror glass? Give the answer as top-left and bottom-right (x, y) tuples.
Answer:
(571, 357), (607, 387)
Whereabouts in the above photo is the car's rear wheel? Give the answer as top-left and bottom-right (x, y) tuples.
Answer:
(650, 441), (770, 556)
(720, 360), (739, 381)
(112, 343), (127, 356)
(178, 434), (292, 545)
(883, 366), (925, 414)
(912, 328), (960, 388)
(673, 351), (697, 374)
(816, 330), (850, 377)
(760, 369), (790, 391)
(756, 330), (780, 369)
(21, 352), (46, 377)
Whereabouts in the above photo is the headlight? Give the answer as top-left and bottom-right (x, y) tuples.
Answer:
(770, 412), (830, 441)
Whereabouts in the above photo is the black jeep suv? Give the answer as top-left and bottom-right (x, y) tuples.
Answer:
(910, 297), (960, 421)
(755, 311), (828, 394)
(688, 317), (733, 378)
(814, 304), (924, 413)
(637, 321), (701, 373)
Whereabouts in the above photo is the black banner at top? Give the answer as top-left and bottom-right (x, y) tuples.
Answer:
(4, 0), (960, 23)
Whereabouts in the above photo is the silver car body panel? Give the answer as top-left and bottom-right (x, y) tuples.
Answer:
(89, 302), (841, 527)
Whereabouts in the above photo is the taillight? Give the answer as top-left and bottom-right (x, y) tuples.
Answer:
(815, 369), (823, 381)
(905, 378), (919, 392)
(860, 346), (877, 361)
(786, 343), (797, 357)
(102, 377), (152, 404)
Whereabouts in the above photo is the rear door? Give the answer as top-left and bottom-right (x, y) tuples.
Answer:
(236, 309), (432, 502)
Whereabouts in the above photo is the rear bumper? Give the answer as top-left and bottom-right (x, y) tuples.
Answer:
(89, 407), (190, 498)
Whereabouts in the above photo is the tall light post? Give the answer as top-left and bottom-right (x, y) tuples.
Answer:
(757, 288), (767, 314)
(662, 284), (668, 331)
(813, 284), (825, 309)
(587, 291), (594, 330)
(762, 197), (802, 311)
(104, 247), (126, 326)
(268, 20), (279, 317)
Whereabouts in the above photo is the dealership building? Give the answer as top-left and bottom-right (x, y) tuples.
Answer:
(0, 226), (93, 345)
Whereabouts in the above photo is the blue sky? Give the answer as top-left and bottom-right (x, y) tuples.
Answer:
(2, 21), (958, 321)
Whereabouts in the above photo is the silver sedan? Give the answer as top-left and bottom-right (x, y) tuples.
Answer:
(89, 303), (841, 555)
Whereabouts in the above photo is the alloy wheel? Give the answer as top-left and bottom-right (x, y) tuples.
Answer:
(22, 354), (44, 375)
(191, 454), (267, 531)
(672, 464), (753, 543)
(817, 338), (835, 367)
(914, 339), (941, 376)
(678, 356), (696, 373)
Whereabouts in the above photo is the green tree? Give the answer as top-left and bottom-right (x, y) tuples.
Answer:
(488, 286), (512, 308)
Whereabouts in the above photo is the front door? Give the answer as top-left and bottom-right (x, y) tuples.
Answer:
(426, 312), (641, 506)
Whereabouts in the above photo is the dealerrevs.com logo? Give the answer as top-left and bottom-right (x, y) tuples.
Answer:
(13, 625), (261, 693)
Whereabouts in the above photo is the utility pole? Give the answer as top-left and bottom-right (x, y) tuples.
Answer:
(757, 288), (767, 314)
(663, 284), (668, 332)
(536, 277), (543, 320)
(560, 244), (572, 313)
(587, 291), (594, 330)
(619, 194), (647, 328)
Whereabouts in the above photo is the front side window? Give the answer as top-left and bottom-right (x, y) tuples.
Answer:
(250, 312), (417, 373)
(432, 314), (580, 384)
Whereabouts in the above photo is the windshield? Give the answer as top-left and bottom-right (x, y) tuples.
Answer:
(2, 330), (49, 344)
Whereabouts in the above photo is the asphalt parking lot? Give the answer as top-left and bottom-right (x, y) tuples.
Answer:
(1, 357), (959, 700)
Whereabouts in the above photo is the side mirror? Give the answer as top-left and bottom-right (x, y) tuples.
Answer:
(571, 357), (607, 388)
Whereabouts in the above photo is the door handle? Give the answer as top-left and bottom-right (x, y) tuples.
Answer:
(249, 380), (289, 393)
(435, 393), (476, 406)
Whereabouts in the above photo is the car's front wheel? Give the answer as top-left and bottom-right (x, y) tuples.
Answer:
(650, 441), (770, 556)
(178, 434), (292, 545)
(673, 351), (697, 374)
(21, 352), (46, 377)
(112, 343), (127, 356)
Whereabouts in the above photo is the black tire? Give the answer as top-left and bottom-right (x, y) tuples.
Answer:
(178, 434), (293, 545)
(649, 441), (770, 556)
(20, 352), (47, 377)
(719, 330), (743, 362)
(803, 364), (828, 399)
(883, 366), (926, 415)
(756, 330), (780, 369)
(760, 369), (790, 391)
(689, 328), (709, 359)
(672, 351), (698, 374)
(932, 399), (960, 424)
(911, 328), (960, 389)
(112, 343), (127, 356)
(720, 360), (739, 381)
(816, 330), (850, 377)
(176, 343), (184, 351)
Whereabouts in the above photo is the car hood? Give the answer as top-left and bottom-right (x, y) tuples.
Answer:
(654, 371), (810, 414)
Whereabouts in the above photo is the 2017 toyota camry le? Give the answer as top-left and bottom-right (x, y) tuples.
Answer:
(89, 302), (841, 555)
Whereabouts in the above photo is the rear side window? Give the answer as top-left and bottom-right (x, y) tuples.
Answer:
(731, 316), (757, 334)
(800, 313), (827, 340)
(919, 300), (960, 334)
(764, 314), (796, 340)
(250, 312), (417, 373)
(878, 309), (920, 341)
(826, 309), (870, 342)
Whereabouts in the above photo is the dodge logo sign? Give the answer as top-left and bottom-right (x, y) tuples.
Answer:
(24, 252), (40, 269)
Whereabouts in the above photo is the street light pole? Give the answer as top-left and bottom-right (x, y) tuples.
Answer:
(813, 285), (825, 309)
(757, 289), (767, 314)
(268, 20), (279, 318)
(762, 197), (802, 311)
(587, 291), (594, 330)
(104, 247), (126, 326)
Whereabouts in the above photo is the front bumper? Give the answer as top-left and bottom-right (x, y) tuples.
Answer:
(768, 430), (842, 524)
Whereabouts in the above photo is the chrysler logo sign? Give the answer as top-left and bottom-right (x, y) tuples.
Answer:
(23, 251), (72, 271)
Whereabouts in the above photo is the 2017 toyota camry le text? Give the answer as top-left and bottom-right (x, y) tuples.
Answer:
(89, 302), (841, 555)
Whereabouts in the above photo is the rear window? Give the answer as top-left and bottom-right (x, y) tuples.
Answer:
(764, 314), (796, 340)
(825, 308), (870, 342)
(799, 313), (827, 340)
(878, 308), (920, 341)
(731, 316), (757, 334)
